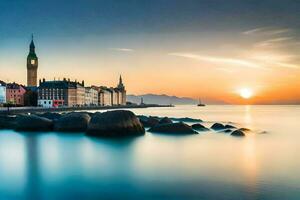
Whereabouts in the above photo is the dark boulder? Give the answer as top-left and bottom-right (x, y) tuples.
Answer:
(149, 122), (197, 134)
(139, 116), (160, 128)
(38, 112), (62, 120)
(170, 117), (203, 123)
(15, 114), (53, 131)
(159, 117), (173, 124)
(223, 129), (233, 133)
(211, 123), (226, 130)
(191, 123), (209, 131)
(0, 115), (17, 129)
(54, 112), (91, 132)
(87, 110), (145, 137)
(231, 130), (245, 137)
(224, 124), (236, 129)
(238, 128), (251, 132)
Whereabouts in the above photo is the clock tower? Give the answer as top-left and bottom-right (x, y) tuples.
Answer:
(27, 35), (38, 87)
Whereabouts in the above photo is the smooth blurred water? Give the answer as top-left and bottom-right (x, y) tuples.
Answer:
(0, 105), (299, 199)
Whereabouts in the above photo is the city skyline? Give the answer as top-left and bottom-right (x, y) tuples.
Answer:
(0, 0), (300, 104)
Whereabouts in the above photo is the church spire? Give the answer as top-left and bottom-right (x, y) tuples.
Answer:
(119, 75), (123, 85)
(117, 75), (125, 90)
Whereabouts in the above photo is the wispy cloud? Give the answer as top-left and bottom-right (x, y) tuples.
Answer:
(169, 53), (262, 69)
(109, 48), (134, 52)
(243, 27), (291, 35)
(169, 52), (299, 70)
(255, 37), (293, 47)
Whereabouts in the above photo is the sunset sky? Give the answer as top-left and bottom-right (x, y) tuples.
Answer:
(0, 0), (299, 104)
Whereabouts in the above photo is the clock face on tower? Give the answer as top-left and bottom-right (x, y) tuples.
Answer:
(31, 59), (35, 65)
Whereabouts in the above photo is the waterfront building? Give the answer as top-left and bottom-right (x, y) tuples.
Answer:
(84, 87), (98, 106)
(111, 88), (119, 106)
(24, 87), (38, 107)
(98, 87), (113, 106)
(38, 78), (85, 108)
(117, 75), (126, 105)
(6, 83), (26, 106)
(0, 81), (6, 105)
(27, 35), (38, 87)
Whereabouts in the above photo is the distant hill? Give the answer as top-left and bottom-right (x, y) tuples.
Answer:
(127, 94), (227, 105)
(127, 94), (197, 105)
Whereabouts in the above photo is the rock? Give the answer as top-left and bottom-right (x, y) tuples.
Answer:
(87, 110), (145, 137)
(223, 129), (232, 133)
(0, 115), (17, 129)
(170, 117), (203, 123)
(38, 112), (62, 120)
(211, 123), (226, 130)
(224, 124), (236, 129)
(260, 131), (268, 134)
(191, 123), (209, 131)
(15, 114), (53, 131)
(149, 122), (197, 134)
(231, 130), (245, 137)
(54, 112), (91, 132)
(159, 117), (173, 124)
(140, 116), (160, 128)
(238, 128), (251, 132)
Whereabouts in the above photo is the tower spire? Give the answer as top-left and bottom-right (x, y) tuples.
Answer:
(119, 75), (122, 84)
(117, 74), (125, 90)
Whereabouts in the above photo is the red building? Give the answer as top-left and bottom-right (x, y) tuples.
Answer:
(6, 83), (27, 106)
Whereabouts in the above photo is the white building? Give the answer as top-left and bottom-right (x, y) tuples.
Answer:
(0, 83), (6, 105)
(85, 87), (98, 106)
(38, 99), (53, 108)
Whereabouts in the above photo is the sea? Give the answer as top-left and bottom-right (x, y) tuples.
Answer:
(0, 105), (299, 200)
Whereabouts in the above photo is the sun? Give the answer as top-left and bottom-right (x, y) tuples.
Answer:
(239, 88), (253, 99)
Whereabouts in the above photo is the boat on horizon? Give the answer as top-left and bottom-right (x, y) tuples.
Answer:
(197, 98), (206, 107)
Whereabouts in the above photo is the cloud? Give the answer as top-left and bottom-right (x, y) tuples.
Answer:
(169, 52), (300, 70)
(255, 37), (293, 47)
(169, 53), (262, 69)
(243, 27), (291, 35)
(109, 48), (134, 52)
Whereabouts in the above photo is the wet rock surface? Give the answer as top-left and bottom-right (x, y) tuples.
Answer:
(191, 123), (209, 131)
(87, 110), (145, 137)
(15, 114), (53, 131)
(231, 130), (245, 136)
(54, 112), (91, 132)
(211, 123), (226, 130)
(149, 122), (197, 134)
(159, 117), (173, 124)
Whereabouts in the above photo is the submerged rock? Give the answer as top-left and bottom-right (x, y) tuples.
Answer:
(222, 129), (233, 133)
(191, 123), (209, 131)
(0, 115), (17, 129)
(139, 116), (160, 128)
(38, 112), (62, 120)
(149, 122), (197, 134)
(231, 130), (245, 137)
(224, 124), (236, 129)
(15, 114), (53, 131)
(170, 117), (203, 123)
(54, 112), (91, 132)
(87, 110), (145, 137)
(238, 128), (251, 132)
(211, 123), (226, 130)
(159, 117), (173, 124)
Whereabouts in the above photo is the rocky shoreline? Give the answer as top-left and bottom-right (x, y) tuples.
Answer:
(0, 110), (252, 137)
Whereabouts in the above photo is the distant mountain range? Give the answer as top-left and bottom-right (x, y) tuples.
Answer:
(127, 94), (226, 105)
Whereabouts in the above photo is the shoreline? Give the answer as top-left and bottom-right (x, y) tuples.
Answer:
(0, 104), (173, 115)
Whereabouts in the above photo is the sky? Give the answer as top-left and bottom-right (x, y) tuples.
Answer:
(0, 0), (299, 104)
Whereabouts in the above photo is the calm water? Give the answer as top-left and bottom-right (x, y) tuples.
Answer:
(0, 105), (299, 200)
